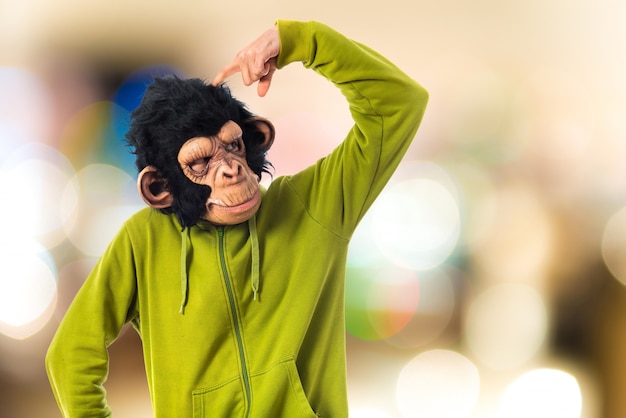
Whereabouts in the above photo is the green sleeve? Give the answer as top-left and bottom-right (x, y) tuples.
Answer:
(275, 20), (429, 236)
(45, 225), (138, 417)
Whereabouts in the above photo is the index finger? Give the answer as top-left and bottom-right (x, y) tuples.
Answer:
(211, 61), (240, 86)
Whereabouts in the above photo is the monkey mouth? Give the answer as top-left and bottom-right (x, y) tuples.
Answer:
(207, 189), (260, 213)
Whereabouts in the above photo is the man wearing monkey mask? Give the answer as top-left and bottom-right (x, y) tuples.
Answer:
(46, 20), (428, 417)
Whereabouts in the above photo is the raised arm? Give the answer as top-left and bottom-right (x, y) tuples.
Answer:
(216, 20), (429, 235)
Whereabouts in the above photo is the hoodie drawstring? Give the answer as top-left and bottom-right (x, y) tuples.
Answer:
(179, 217), (261, 314)
(249, 215), (260, 301)
(179, 227), (190, 314)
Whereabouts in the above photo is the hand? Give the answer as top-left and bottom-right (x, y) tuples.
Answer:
(211, 25), (280, 97)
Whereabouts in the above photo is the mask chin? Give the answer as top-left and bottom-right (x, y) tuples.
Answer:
(203, 187), (262, 226)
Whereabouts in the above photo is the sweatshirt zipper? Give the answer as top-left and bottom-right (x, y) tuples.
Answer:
(218, 226), (252, 418)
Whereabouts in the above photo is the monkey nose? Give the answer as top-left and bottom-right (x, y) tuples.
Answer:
(219, 159), (242, 180)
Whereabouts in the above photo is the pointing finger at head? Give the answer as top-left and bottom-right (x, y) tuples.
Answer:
(212, 25), (280, 89)
(211, 61), (240, 86)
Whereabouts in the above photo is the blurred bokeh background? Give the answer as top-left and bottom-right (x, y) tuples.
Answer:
(1, 0), (625, 417)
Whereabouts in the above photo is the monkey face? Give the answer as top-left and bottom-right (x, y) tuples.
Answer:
(136, 115), (274, 227)
(177, 120), (261, 225)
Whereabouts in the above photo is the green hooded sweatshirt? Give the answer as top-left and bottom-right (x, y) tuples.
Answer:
(46, 20), (428, 418)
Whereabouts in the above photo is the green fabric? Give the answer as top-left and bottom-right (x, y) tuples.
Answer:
(180, 227), (190, 313)
(46, 20), (428, 418)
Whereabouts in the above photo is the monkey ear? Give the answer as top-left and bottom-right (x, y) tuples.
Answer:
(137, 166), (174, 209)
(247, 116), (275, 151)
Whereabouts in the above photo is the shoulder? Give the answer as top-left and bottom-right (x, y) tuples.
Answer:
(258, 175), (312, 217)
(123, 207), (180, 237)
(261, 175), (299, 203)
(101, 207), (182, 257)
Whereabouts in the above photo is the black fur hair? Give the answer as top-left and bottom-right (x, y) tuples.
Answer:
(125, 76), (272, 228)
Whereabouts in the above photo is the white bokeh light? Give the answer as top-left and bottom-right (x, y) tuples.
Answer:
(396, 349), (480, 418)
(372, 177), (461, 271)
(384, 270), (456, 349)
(1, 143), (76, 248)
(347, 211), (388, 269)
(0, 239), (57, 339)
(63, 164), (144, 256)
(498, 368), (582, 418)
(465, 283), (548, 370)
(468, 184), (554, 287)
(601, 206), (626, 286)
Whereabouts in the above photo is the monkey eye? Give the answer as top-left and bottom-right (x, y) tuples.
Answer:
(226, 137), (243, 153)
(188, 157), (211, 175)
